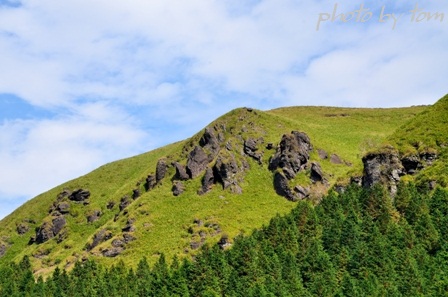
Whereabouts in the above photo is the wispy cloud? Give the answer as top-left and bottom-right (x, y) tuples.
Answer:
(1, 0), (447, 218)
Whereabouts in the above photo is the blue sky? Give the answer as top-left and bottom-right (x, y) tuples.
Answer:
(1, 0), (447, 219)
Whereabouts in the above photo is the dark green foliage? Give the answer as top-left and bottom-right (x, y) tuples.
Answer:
(3, 184), (448, 296)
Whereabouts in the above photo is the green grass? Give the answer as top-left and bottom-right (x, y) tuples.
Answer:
(0, 104), (430, 276)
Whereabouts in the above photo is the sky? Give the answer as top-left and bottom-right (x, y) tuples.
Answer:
(1, 0), (447, 219)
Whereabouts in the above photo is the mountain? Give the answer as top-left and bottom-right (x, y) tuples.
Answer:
(0, 100), (437, 277)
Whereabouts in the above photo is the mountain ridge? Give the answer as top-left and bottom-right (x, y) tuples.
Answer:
(0, 101), (438, 276)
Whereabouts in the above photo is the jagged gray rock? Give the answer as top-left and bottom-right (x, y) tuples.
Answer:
(318, 149), (328, 159)
(69, 189), (90, 202)
(56, 202), (70, 214)
(269, 131), (313, 179)
(362, 150), (404, 196)
(187, 146), (209, 178)
(401, 155), (422, 174)
(34, 216), (66, 244)
(198, 168), (214, 195)
(213, 155), (239, 189)
(173, 162), (189, 180)
(330, 154), (343, 164)
(132, 189), (140, 199)
(87, 210), (102, 223)
(200, 127), (220, 155)
(156, 159), (167, 183)
(172, 181), (185, 196)
(244, 138), (263, 163)
(16, 223), (29, 235)
(87, 229), (112, 251)
(145, 174), (156, 191)
(273, 172), (297, 201)
(119, 196), (131, 211)
(294, 185), (310, 199)
(310, 162), (325, 183)
(102, 247), (124, 257)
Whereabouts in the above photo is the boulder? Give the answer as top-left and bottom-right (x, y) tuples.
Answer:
(293, 185), (310, 199)
(102, 247), (124, 257)
(266, 143), (274, 150)
(56, 202), (70, 214)
(199, 127), (220, 155)
(269, 131), (312, 179)
(172, 181), (185, 196)
(173, 162), (189, 180)
(401, 155), (422, 174)
(362, 150), (404, 196)
(87, 210), (102, 223)
(273, 172), (297, 201)
(132, 189), (140, 199)
(218, 234), (232, 250)
(145, 174), (156, 191)
(119, 196), (131, 211)
(106, 201), (115, 210)
(69, 189), (90, 202)
(122, 218), (136, 232)
(111, 239), (125, 248)
(87, 229), (112, 251)
(187, 146), (209, 178)
(123, 233), (136, 243)
(57, 189), (71, 200)
(244, 138), (263, 163)
(198, 168), (214, 195)
(310, 162), (325, 183)
(155, 159), (167, 183)
(16, 223), (29, 235)
(213, 155), (239, 189)
(318, 149), (328, 159)
(34, 216), (66, 244)
(330, 154), (343, 164)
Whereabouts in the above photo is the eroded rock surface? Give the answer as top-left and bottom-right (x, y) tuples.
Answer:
(34, 216), (67, 244)
(187, 146), (210, 178)
(69, 189), (90, 202)
(269, 131), (313, 179)
(362, 151), (404, 196)
(172, 181), (185, 196)
(156, 159), (167, 183)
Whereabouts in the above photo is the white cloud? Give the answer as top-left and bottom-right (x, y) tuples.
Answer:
(1, 0), (448, 218)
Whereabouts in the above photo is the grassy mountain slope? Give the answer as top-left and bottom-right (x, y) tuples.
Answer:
(0, 104), (428, 276)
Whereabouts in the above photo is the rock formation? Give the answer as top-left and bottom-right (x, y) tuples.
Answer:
(269, 131), (313, 179)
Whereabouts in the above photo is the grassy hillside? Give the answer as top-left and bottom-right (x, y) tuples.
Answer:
(0, 104), (428, 276)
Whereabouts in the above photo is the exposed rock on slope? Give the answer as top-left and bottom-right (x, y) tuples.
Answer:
(362, 150), (404, 195)
(269, 131), (312, 178)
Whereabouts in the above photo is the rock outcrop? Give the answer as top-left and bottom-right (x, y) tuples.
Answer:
(362, 151), (404, 196)
(273, 172), (297, 201)
(33, 216), (67, 244)
(16, 223), (29, 235)
(145, 174), (156, 191)
(69, 189), (90, 202)
(187, 146), (210, 178)
(156, 159), (167, 183)
(310, 162), (325, 183)
(87, 210), (102, 223)
(173, 162), (189, 180)
(198, 168), (214, 195)
(269, 131), (312, 179)
(172, 181), (185, 196)
(244, 138), (263, 163)
(213, 155), (240, 191)
(119, 196), (132, 212)
(87, 229), (112, 251)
